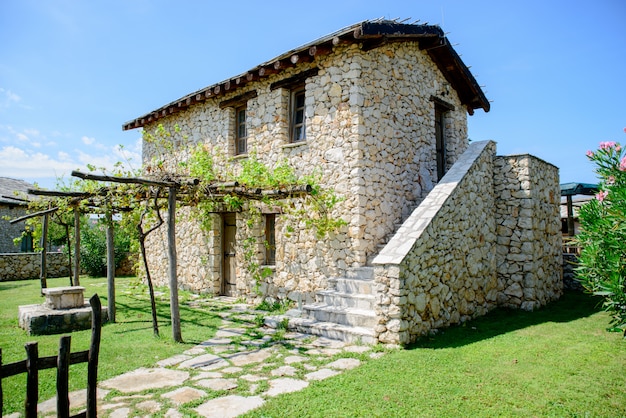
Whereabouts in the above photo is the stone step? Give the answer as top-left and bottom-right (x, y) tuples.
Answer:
(316, 290), (375, 310)
(345, 266), (375, 281)
(302, 303), (377, 328)
(265, 315), (377, 345)
(328, 277), (373, 294)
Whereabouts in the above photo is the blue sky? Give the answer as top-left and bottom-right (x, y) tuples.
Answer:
(1, 0), (624, 190)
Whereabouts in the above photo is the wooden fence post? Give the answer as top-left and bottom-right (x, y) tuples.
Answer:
(25, 342), (38, 417)
(57, 336), (71, 417)
(86, 294), (102, 418)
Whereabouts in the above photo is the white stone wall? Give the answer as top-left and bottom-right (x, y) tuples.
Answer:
(142, 42), (468, 299)
(493, 155), (562, 310)
(371, 142), (562, 345)
(373, 141), (498, 344)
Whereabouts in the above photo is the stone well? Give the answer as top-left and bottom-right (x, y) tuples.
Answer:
(18, 286), (108, 335)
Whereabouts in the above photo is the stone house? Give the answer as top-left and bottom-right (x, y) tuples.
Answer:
(124, 19), (562, 345)
(0, 177), (35, 253)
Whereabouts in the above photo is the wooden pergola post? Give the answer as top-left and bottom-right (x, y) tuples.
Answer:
(168, 186), (182, 342)
(39, 213), (49, 292)
(73, 208), (81, 286)
(105, 211), (116, 323)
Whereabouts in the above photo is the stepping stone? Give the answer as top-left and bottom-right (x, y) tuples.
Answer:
(192, 371), (222, 379)
(320, 348), (342, 356)
(198, 359), (230, 371)
(370, 352), (386, 359)
(38, 388), (110, 414)
(136, 400), (160, 413)
(162, 387), (207, 405)
(108, 407), (131, 418)
(271, 365), (297, 376)
(156, 354), (192, 367)
(101, 368), (189, 393)
(200, 338), (232, 346)
(265, 378), (309, 397)
(216, 328), (246, 338)
(240, 373), (267, 382)
(284, 355), (307, 364)
(196, 378), (238, 391)
(165, 408), (184, 418)
(303, 364), (317, 371)
(311, 337), (346, 349)
(222, 366), (243, 374)
(327, 358), (361, 370)
(344, 345), (372, 353)
(228, 348), (273, 366)
(183, 347), (206, 355)
(305, 368), (340, 381)
(178, 353), (226, 369)
(195, 395), (265, 418)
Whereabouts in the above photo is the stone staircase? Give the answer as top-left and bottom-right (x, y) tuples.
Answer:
(266, 267), (378, 344)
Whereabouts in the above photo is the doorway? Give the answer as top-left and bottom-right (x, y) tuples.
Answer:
(222, 213), (237, 296)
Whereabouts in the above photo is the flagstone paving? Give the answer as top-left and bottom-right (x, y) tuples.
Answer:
(29, 299), (392, 418)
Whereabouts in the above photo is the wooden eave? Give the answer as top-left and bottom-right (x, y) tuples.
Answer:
(122, 19), (489, 131)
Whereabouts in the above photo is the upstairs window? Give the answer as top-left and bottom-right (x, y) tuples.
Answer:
(235, 105), (247, 155)
(290, 87), (306, 143)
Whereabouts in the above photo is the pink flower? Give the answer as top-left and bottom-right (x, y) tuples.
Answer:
(586, 150), (594, 158)
(596, 190), (609, 202)
(623, 127), (626, 134)
(599, 141), (617, 150)
(607, 176), (615, 185)
(620, 156), (626, 172)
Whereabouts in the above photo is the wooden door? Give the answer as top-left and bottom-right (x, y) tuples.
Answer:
(222, 213), (237, 296)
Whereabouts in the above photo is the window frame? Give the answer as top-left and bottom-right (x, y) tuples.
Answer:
(235, 105), (248, 156)
(289, 86), (306, 143)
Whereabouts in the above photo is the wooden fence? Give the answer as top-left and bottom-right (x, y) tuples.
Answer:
(0, 294), (102, 418)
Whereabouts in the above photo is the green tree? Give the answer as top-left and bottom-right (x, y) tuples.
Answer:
(576, 133), (626, 336)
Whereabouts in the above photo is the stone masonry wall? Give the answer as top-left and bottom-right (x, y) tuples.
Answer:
(372, 140), (498, 345)
(493, 155), (563, 310)
(372, 142), (562, 345)
(141, 42), (468, 298)
(0, 252), (70, 281)
(0, 205), (28, 253)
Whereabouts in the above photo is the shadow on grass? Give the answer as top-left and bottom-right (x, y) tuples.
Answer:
(406, 290), (604, 350)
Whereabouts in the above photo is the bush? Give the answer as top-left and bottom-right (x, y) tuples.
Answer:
(80, 219), (132, 277)
(576, 134), (626, 336)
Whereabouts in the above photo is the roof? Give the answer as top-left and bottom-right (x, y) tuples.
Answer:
(560, 182), (599, 196)
(123, 19), (490, 131)
(0, 177), (35, 206)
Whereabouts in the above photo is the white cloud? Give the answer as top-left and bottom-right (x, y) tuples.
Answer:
(0, 88), (21, 109)
(0, 145), (76, 179)
(81, 135), (96, 145)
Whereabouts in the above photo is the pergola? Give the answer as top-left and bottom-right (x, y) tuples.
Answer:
(560, 182), (598, 237)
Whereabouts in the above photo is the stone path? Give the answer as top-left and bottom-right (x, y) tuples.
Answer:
(24, 299), (389, 418)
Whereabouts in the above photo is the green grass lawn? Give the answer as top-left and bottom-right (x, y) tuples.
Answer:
(0, 276), (222, 415)
(244, 291), (626, 417)
(2, 279), (625, 417)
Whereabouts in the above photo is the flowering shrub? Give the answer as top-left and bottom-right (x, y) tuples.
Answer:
(576, 131), (626, 336)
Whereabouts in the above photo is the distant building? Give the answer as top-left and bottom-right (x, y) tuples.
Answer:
(0, 177), (35, 253)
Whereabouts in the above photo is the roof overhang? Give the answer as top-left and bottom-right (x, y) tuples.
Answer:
(123, 19), (490, 131)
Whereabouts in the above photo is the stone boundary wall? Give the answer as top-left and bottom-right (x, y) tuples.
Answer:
(0, 252), (70, 281)
(372, 140), (498, 344)
(493, 155), (562, 310)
